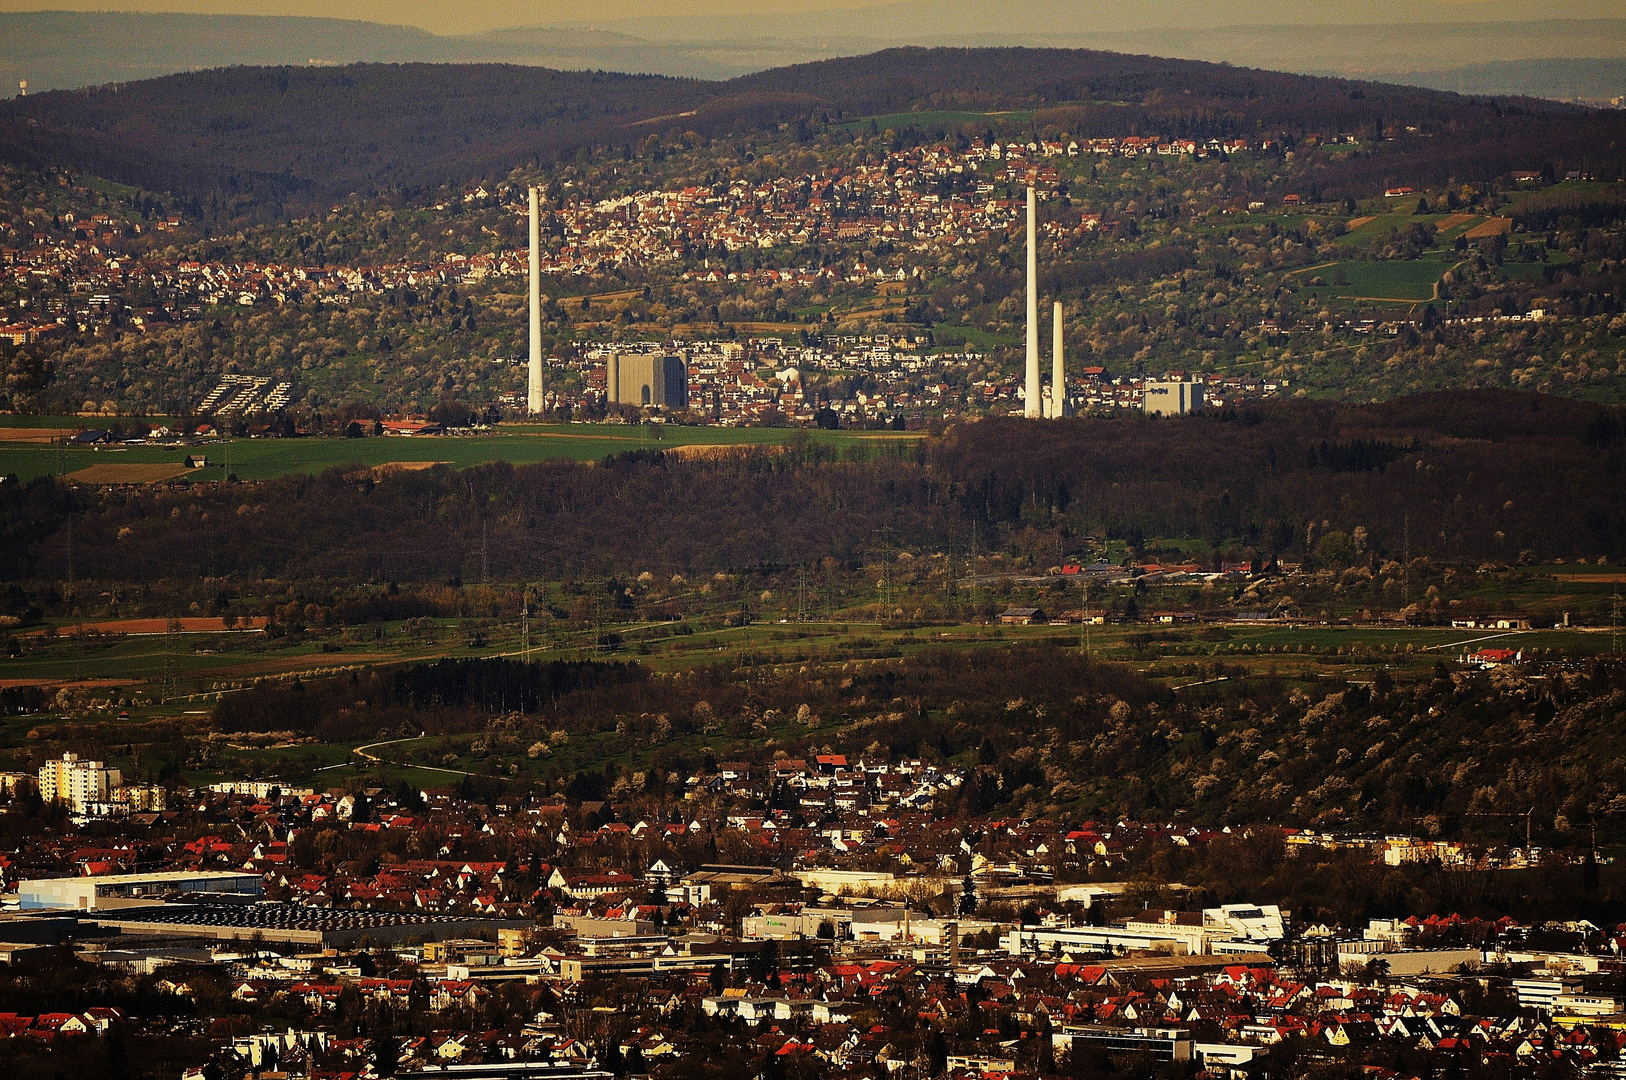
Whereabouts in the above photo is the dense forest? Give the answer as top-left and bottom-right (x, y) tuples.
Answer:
(2, 49), (1623, 210)
(2, 391), (1621, 586)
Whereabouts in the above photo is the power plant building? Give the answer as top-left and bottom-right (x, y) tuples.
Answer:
(1142, 380), (1205, 416)
(606, 352), (688, 408)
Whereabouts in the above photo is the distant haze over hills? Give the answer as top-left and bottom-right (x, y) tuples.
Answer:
(4, 0), (1624, 35)
(1, 8), (1623, 101)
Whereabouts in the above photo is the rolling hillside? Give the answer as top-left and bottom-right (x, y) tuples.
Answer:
(2, 48), (1621, 208)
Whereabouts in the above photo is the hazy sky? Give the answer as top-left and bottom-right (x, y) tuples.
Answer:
(2, 0), (1620, 35)
(0, 0), (890, 32)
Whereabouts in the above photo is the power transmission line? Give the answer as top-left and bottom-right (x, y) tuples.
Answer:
(522, 588), (531, 662)
(163, 617), (183, 701)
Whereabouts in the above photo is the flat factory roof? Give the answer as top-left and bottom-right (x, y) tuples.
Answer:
(87, 902), (533, 945)
(25, 871), (258, 885)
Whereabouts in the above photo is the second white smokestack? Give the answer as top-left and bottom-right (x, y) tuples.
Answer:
(1024, 186), (1040, 418)
(527, 186), (543, 415)
(1051, 300), (1065, 418)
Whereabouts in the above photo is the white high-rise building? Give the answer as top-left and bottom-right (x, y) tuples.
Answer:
(527, 186), (544, 415)
(39, 752), (121, 813)
(1023, 187), (1041, 418)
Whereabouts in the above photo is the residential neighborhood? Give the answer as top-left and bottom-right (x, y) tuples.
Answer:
(0, 746), (1619, 1079)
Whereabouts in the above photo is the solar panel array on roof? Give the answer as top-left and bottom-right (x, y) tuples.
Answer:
(103, 901), (491, 931)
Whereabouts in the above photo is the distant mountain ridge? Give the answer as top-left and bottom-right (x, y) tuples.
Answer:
(2, 10), (1625, 97)
(1390, 58), (1626, 103)
(1, 47), (1620, 211)
(0, 12), (801, 89)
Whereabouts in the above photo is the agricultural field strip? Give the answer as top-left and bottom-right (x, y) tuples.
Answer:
(0, 428), (919, 481)
(4, 620), (1601, 697)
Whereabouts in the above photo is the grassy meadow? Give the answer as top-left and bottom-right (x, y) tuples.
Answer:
(0, 423), (920, 482)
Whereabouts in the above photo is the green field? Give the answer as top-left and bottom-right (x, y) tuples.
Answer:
(6, 580), (1613, 787)
(1334, 211), (1449, 243)
(0, 424), (920, 482)
(9, 606), (1608, 699)
(1499, 259), (1568, 283)
(1297, 253), (1459, 304)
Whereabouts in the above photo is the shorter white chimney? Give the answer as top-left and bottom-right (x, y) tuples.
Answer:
(1050, 301), (1065, 418)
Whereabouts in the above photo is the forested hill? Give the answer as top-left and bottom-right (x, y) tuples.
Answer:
(2, 391), (1621, 584)
(1, 47), (1620, 207)
(0, 64), (709, 202)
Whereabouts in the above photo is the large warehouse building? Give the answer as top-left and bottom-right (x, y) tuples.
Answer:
(19, 871), (263, 911)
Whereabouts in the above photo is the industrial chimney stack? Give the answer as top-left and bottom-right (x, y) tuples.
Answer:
(1050, 300), (1066, 418)
(527, 186), (543, 415)
(1023, 187), (1040, 418)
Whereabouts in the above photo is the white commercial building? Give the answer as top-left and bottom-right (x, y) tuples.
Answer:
(1515, 977), (1579, 1012)
(1204, 903), (1285, 943)
(1116, 905), (1286, 955)
(207, 781), (315, 799)
(1003, 924), (1189, 957)
(1555, 991), (1623, 1017)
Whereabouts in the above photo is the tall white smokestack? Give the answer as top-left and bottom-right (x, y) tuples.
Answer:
(1024, 186), (1040, 418)
(1051, 300), (1065, 419)
(527, 186), (543, 415)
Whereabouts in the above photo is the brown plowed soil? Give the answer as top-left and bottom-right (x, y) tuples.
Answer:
(1465, 217), (1513, 238)
(65, 463), (191, 484)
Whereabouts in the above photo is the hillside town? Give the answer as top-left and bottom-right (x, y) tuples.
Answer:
(3, 124), (1574, 424)
(0, 748), (1620, 1080)
(0, 134), (1201, 335)
(0, 131), (1357, 333)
